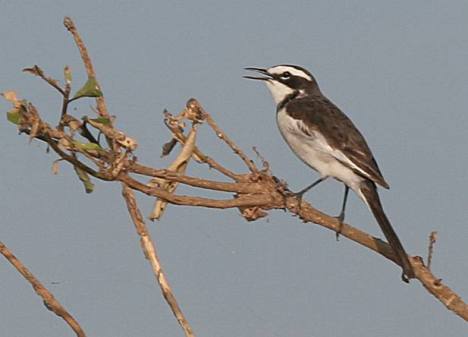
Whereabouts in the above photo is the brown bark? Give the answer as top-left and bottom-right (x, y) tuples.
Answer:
(2, 17), (466, 337)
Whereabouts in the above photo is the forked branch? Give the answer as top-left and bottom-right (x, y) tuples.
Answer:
(2, 17), (467, 337)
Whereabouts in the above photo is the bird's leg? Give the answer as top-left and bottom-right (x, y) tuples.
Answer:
(293, 177), (327, 207)
(335, 185), (350, 241)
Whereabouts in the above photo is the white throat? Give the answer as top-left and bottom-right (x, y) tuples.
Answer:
(265, 80), (295, 105)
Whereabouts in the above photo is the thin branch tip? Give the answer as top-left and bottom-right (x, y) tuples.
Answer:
(0, 242), (87, 337)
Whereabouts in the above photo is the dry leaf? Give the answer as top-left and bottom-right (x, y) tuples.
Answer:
(51, 160), (61, 175)
(2, 90), (19, 104)
(149, 125), (198, 220)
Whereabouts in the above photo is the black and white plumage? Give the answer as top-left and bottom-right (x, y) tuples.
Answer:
(245, 64), (414, 280)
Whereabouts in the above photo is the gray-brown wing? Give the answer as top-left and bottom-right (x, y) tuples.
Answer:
(287, 96), (389, 188)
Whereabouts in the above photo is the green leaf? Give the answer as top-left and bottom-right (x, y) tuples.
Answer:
(72, 140), (102, 151)
(73, 166), (94, 193)
(81, 142), (102, 151)
(72, 77), (103, 100)
(2, 91), (24, 125)
(7, 110), (21, 124)
(89, 116), (111, 125)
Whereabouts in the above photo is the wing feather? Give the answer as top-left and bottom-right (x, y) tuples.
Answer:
(286, 96), (389, 189)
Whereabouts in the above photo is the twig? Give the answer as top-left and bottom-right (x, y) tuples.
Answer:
(252, 146), (270, 172)
(23, 65), (65, 96)
(63, 17), (109, 118)
(149, 124), (197, 220)
(5, 16), (468, 322)
(427, 231), (438, 270)
(162, 110), (241, 181)
(120, 174), (273, 208)
(287, 199), (468, 321)
(18, 119), (468, 322)
(59, 66), (72, 130)
(44, 136), (111, 180)
(205, 115), (257, 172)
(0, 241), (86, 337)
(5, 88), (468, 321)
(191, 99), (258, 174)
(130, 162), (261, 193)
(121, 184), (195, 337)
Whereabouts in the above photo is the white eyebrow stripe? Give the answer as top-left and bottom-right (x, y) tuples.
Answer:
(268, 65), (312, 81)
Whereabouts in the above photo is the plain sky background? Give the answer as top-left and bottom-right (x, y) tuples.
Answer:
(1, 1), (467, 336)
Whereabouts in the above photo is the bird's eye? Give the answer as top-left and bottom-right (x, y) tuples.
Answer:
(280, 71), (291, 79)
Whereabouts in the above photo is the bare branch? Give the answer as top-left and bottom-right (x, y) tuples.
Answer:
(63, 17), (109, 118)
(59, 66), (72, 130)
(4, 16), (468, 330)
(0, 241), (87, 337)
(120, 174), (273, 208)
(162, 106), (241, 181)
(192, 99), (258, 174)
(121, 185), (195, 337)
(130, 162), (262, 194)
(23, 65), (66, 96)
(427, 231), (437, 270)
(415, 256), (468, 320)
(286, 197), (468, 321)
(5, 85), (468, 321)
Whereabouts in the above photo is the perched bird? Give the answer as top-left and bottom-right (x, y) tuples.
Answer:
(245, 64), (414, 281)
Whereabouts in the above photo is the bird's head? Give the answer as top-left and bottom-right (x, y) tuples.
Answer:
(244, 64), (320, 105)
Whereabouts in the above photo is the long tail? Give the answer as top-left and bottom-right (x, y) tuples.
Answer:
(359, 180), (415, 280)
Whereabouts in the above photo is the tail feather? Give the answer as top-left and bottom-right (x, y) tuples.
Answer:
(359, 180), (415, 280)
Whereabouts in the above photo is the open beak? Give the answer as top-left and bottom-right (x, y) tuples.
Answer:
(243, 67), (272, 81)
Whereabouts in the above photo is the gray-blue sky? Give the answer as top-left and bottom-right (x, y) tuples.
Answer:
(1, 1), (467, 336)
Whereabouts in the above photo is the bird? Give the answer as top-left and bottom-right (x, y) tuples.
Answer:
(244, 64), (414, 281)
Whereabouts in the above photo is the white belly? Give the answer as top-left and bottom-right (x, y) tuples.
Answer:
(276, 108), (365, 195)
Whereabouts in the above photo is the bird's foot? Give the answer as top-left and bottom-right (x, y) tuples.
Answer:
(281, 189), (305, 212)
(293, 192), (305, 211)
(401, 272), (410, 283)
(334, 212), (345, 241)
